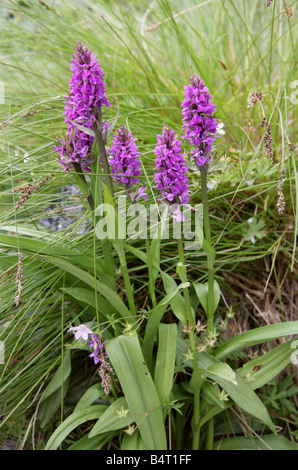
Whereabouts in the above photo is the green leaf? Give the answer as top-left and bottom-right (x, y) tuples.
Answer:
(121, 430), (146, 450)
(142, 282), (188, 369)
(89, 397), (135, 436)
(237, 341), (297, 390)
(44, 257), (133, 320)
(74, 383), (105, 412)
(199, 404), (228, 429)
(68, 432), (117, 451)
(214, 322), (298, 359)
(207, 363), (237, 385)
(214, 434), (298, 450)
(61, 287), (116, 318)
(45, 405), (107, 450)
(150, 238), (161, 282)
(38, 351), (71, 428)
(183, 350), (275, 433)
(242, 217), (266, 244)
(201, 382), (231, 410)
(122, 244), (188, 324)
(154, 323), (177, 414)
(0, 232), (113, 285)
(193, 280), (221, 317)
(161, 272), (190, 324)
(105, 333), (167, 450)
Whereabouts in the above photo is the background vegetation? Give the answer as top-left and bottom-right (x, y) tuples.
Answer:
(0, 0), (297, 450)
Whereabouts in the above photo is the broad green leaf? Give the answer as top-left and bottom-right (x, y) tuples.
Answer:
(61, 287), (116, 318)
(142, 282), (189, 369)
(199, 404), (228, 429)
(207, 363), (237, 385)
(89, 397), (135, 436)
(182, 349), (275, 433)
(207, 376), (275, 433)
(201, 382), (231, 410)
(122, 243), (187, 324)
(45, 405), (107, 450)
(41, 351), (71, 401)
(121, 430), (146, 450)
(214, 434), (298, 450)
(0, 232), (113, 285)
(214, 322), (298, 360)
(161, 272), (190, 324)
(242, 217), (266, 244)
(68, 432), (117, 450)
(193, 280), (221, 317)
(44, 257), (133, 320)
(0, 254), (18, 270)
(106, 333), (167, 450)
(154, 323), (177, 414)
(74, 383), (105, 412)
(38, 351), (71, 428)
(237, 341), (297, 390)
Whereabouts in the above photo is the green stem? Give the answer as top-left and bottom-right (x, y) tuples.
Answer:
(93, 118), (136, 316)
(146, 238), (157, 308)
(93, 119), (114, 198)
(200, 166), (216, 451)
(91, 154), (117, 293)
(115, 241), (136, 318)
(205, 418), (214, 450)
(200, 166), (215, 335)
(177, 239), (193, 325)
(177, 238), (200, 449)
(192, 387), (202, 450)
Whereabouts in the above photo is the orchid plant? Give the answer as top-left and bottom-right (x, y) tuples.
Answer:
(33, 42), (298, 451)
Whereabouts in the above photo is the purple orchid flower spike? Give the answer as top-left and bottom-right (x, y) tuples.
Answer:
(182, 75), (217, 167)
(154, 124), (190, 220)
(54, 42), (110, 173)
(108, 124), (147, 201)
(88, 333), (108, 365)
(68, 324), (112, 395)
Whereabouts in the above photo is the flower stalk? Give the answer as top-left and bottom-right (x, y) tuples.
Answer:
(146, 237), (157, 308)
(200, 166), (216, 335)
(177, 238), (201, 449)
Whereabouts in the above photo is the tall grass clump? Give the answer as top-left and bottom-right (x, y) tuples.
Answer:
(0, 0), (297, 450)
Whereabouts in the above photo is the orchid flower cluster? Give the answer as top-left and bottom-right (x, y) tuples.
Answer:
(181, 74), (218, 167)
(54, 42), (110, 173)
(54, 43), (219, 216)
(68, 324), (112, 395)
(108, 124), (141, 188)
(108, 124), (148, 201)
(153, 125), (190, 220)
(68, 324), (108, 365)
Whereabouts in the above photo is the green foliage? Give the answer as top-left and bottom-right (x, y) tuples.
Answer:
(214, 434), (298, 451)
(38, 350), (71, 428)
(0, 0), (297, 451)
(242, 217), (266, 244)
(106, 333), (167, 450)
